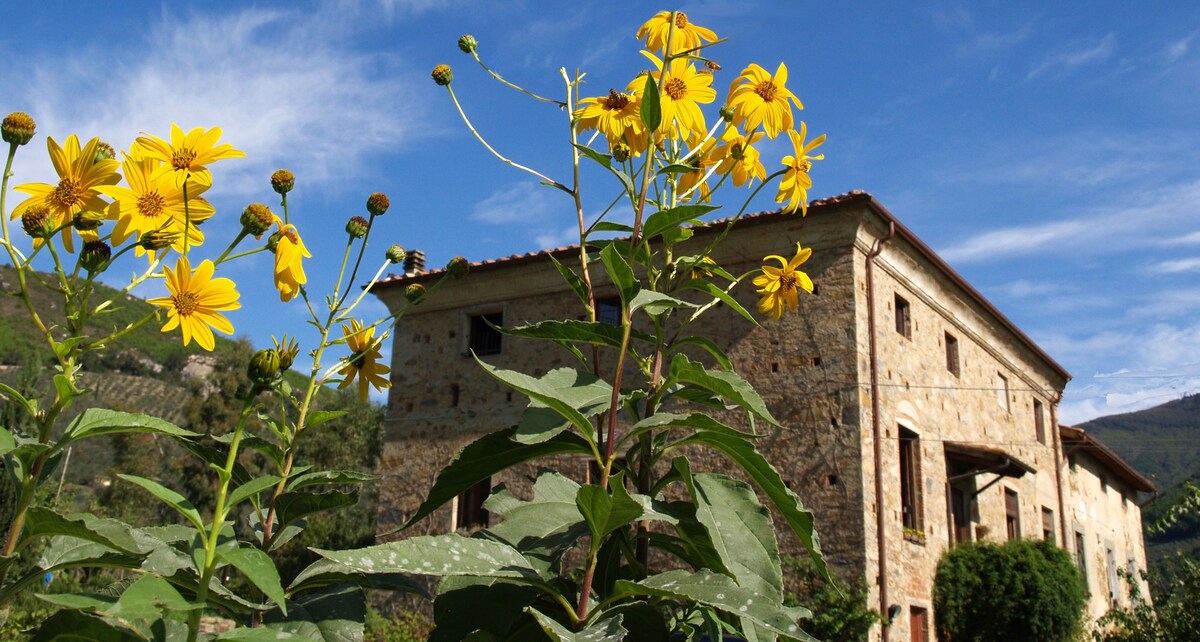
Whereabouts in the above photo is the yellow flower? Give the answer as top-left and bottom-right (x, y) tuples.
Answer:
(776, 123), (826, 215)
(712, 128), (766, 187)
(149, 256), (240, 351)
(752, 242), (814, 320)
(628, 52), (716, 139)
(97, 154), (215, 255)
(135, 124), (245, 188)
(574, 89), (645, 148)
(637, 11), (717, 56)
(11, 135), (120, 252)
(727, 63), (803, 139)
(338, 319), (391, 401)
(273, 223), (311, 302)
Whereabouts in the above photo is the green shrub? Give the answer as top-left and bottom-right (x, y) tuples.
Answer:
(784, 556), (881, 641)
(365, 604), (432, 642)
(1094, 560), (1200, 642)
(934, 539), (1087, 642)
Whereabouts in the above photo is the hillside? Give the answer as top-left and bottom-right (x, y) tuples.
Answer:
(1081, 393), (1200, 570)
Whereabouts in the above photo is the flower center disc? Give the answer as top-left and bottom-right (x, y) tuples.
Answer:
(173, 291), (200, 316)
(51, 177), (85, 209)
(795, 160), (813, 173)
(754, 79), (778, 102)
(779, 273), (799, 291)
(172, 147), (198, 170)
(674, 12), (689, 28)
(138, 191), (167, 218)
(664, 77), (688, 100)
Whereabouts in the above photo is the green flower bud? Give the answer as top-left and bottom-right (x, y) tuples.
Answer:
(431, 64), (453, 86)
(80, 241), (111, 272)
(366, 192), (390, 216)
(404, 283), (427, 303)
(718, 104), (734, 123)
(271, 169), (295, 195)
(446, 256), (469, 279)
(94, 141), (116, 163)
(1, 112), (36, 146)
(139, 228), (180, 251)
(346, 216), (369, 239)
(386, 244), (406, 264)
(241, 203), (276, 238)
(21, 205), (54, 239)
(267, 230), (283, 253)
(248, 349), (281, 387)
(73, 209), (106, 231)
(273, 335), (299, 371)
(458, 34), (478, 54)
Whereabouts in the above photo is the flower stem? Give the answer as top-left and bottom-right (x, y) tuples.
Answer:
(473, 51), (567, 107)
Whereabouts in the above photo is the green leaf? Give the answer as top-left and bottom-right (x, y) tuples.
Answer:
(501, 319), (636, 350)
(576, 474), (643, 546)
(221, 546), (287, 614)
(23, 509), (153, 556)
(113, 574), (200, 621)
(287, 470), (378, 491)
(215, 628), (307, 641)
(263, 584), (367, 642)
(431, 578), (539, 642)
(682, 278), (757, 325)
(599, 243), (639, 304)
(657, 162), (700, 175)
(515, 367), (612, 444)
(666, 354), (778, 425)
(623, 412), (754, 449)
(314, 534), (539, 579)
(548, 253), (590, 307)
(673, 430), (828, 583)
(591, 222), (635, 234)
(287, 558), (428, 596)
(628, 290), (696, 317)
(228, 475), (284, 507)
(615, 569), (814, 640)
(642, 205), (718, 242)
(273, 490), (357, 532)
(306, 410), (348, 429)
(639, 74), (661, 132)
(573, 143), (612, 169)
(402, 427), (591, 530)
(59, 409), (198, 448)
(485, 473), (589, 577)
(0, 382), (36, 419)
(29, 609), (145, 642)
(474, 358), (598, 439)
(670, 336), (734, 371)
(230, 435), (285, 469)
(52, 372), (86, 407)
(0, 427), (15, 458)
(529, 608), (626, 642)
(116, 474), (205, 533)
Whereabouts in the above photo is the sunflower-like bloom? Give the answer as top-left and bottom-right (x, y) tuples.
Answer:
(271, 223), (311, 302)
(727, 63), (803, 139)
(776, 124), (826, 215)
(338, 319), (391, 401)
(135, 124), (245, 188)
(11, 135), (120, 252)
(575, 89), (645, 148)
(628, 52), (716, 140)
(753, 242), (814, 320)
(637, 11), (717, 55)
(149, 256), (240, 351)
(97, 155), (215, 255)
(712, 128), (766, 187)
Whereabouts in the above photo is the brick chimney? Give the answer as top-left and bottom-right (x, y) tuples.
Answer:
(404, 249), (426, 275)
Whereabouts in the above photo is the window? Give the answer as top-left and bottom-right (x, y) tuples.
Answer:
(596, 297), (621, 326)
(1106, 548), (1119, 606)
(909, 606), (928, 642)
(894, 294), (911, 339)
(1042, 507), (1055, 543)
(1034, 398), (1046, 444)
(996, 373), (1010, 412)
(950, 485), (971, 544)
(454, 478), (491, 530)
(899, 427), (923, 533)
(1075, 531), (1088, 583)
(468, 311), (503, 355)
(1004, 488), (1020, 540)
(945, 332), (960, 377)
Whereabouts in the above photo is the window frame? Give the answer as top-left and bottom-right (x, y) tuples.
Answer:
(467, 310), (504, 356)
(1004, 487), (1020, 540)
(944, 331), (960, 377)
(899, 427), (923, 534)
(894, 294), (912, 339)
(1034, 398), (1046, 444)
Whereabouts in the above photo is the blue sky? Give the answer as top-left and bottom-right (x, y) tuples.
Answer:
(1, 1), (1198, 424)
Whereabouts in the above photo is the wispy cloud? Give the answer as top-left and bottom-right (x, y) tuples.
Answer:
(1147, 257), (1200, 274)
(470, 182), (558, 224)
(994, 279), (1067, 298)
(1163, 30), (1198, 65)
(1027, 32), (1117, 79)
(957, 21), (1035, 57)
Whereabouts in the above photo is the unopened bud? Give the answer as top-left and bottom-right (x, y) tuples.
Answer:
(458, 34), (478, 54)
(267, 230), (283, 253)
(21, 205), (54, 238)
(1, 112), (36, 146)
(386, 244), (406, 264)
(431, 64), (453, 86)
(273, 335), (300, 371)
(240, 203), (276, 238)
(139, 228), (181, 251)
(404, 283), (427, 303)
(270, 169), (295, 195)
(611, 144), (631, 163)
(248, 349), (281, 387)
(80, 241), (111, 272)
(446, 256), (469, 279)
(94, 141), (116, 163)
(718, 105), (734, 123)
(73, 209), (105, 231)
(366, 192), (390, 216)
(346, 216), (369, 239)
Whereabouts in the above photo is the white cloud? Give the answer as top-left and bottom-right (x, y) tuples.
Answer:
(995, 279), (1067, 298)
(470, 182), (558, 224)
(1147, 257), (1200, 274)
(1163, 31), (1198, 65)
(1027, 33), (1117, 80)
(958, 22), (1035, 57)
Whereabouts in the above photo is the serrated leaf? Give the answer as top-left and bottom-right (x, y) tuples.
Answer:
(59, 409), (198, 448)
(224, 433), (285, 469)
(287, 470), (378, 491)
(576, 474), (643, 546)
(516, 367), (612, 444)
(23, 509), (153, 556)
(227, 476), (284, 509)
(52, 373), (86, 406)
(670, 336), (733, 371)
(682, 278), (757, 324)
(402, 428), (591, 530)
(622, 412), (754, 449)
(529, 608), (626, 642)
(29, 609), (145, 642)
(501, 319), (636, 350)
(639, 74), (661, 132)
(666, 355), (777, 425)
(274, 490), (357, 531)
(642, 205), (717, 242)
(548, 253), (590, 307)
(306, 410), (348, 429)
(0, 382), (36, 419)
(591, 222), (635, 234)
(628, 290), (696, 317)
(599, 243), (639, 304)
(116, 474), (205, 533)
(314, 535), (539, 579)
(263, 583), (367, 642)
(287, 558), (428, 596)
(221, 546), (287, 614)
(474, 358), (597, 439)
(573, 143), (612, 169)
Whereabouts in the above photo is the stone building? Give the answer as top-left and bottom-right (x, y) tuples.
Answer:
(370, 191), (1155, 641)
